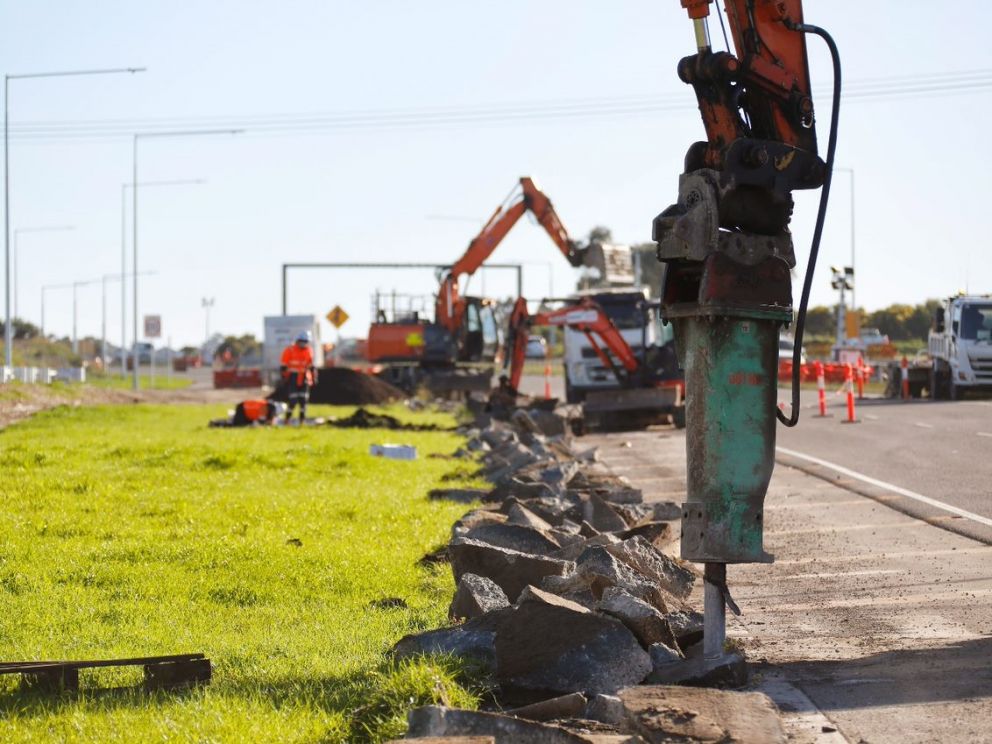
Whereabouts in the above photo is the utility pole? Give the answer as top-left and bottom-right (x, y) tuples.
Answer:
(4, 66), (144, 369)
(201, 297), (215, 344)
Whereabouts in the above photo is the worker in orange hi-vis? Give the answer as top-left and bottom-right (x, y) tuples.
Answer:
(280, 331), (317, 424)
(231, 398), (285, 426)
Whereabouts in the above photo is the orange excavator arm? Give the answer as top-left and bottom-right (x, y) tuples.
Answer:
(505, 296), (639, 392)
(436, 177), (586, 333)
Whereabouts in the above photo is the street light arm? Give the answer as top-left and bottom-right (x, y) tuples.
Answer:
(7, 67), (146, 81)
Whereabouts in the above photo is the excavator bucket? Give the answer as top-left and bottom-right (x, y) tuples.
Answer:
(582, 242), (635, 285)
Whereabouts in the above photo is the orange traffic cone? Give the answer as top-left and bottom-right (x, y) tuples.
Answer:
(841, 362), (859, 424)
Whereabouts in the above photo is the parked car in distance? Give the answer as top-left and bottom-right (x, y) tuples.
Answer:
(525, 335), (548, 359)
(860, 327), (890, 346)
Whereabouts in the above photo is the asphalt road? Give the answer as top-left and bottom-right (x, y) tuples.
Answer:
(520, 372), (992, 542)
(588, 428), (992, 744)
(777, 388), (992, 543)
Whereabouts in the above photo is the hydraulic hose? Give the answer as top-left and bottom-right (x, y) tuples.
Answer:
(777, 22), (841, 427)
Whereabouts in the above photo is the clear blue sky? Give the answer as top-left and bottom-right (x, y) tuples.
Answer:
(2, 1), (991, 347)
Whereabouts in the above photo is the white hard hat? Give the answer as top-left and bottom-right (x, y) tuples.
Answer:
(295, 331), (312, 344)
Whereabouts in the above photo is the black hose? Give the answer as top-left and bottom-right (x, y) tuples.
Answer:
(777, 22), (841, 427)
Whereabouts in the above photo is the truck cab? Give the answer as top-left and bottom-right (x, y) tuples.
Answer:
(928, 295), (992, 399)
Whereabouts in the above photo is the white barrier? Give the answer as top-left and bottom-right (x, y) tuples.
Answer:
(13, 367), (39, 383)
(56, 367), (86, 384)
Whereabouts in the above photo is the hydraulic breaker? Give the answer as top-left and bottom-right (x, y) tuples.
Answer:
(656, 0), (840, 663)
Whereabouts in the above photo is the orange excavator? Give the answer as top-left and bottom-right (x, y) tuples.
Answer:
(368, 177), (604, 392)
(503, 296), (685, 430)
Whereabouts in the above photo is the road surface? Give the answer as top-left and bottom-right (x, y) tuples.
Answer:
(777, 388), (992, 544)
(587, 427), (992, 743)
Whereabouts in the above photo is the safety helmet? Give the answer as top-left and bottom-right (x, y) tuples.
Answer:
(295, 331), (312, 344)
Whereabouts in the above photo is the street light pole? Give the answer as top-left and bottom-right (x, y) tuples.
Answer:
(132, 129), (239, 391)
(201, 297), (215, 344)
(4, 66), (145, 369)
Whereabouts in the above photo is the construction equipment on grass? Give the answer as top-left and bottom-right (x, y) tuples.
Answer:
(653, 0), (839, 664)
(367, 177), (620, 393)
(504, 296), (685, 431)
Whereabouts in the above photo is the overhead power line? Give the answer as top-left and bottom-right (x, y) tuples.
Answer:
(6, 68), (991, 143)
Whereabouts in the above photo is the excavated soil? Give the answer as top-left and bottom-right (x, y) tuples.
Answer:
(327, 407), (444, 431)
(269, 367), (406, 406)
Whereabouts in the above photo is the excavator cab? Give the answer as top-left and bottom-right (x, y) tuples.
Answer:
(457, 297), (500, 363)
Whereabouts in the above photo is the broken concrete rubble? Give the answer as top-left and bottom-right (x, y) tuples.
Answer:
(543, 545), (671, 613)
(601, 536), (695, 600)
(449, 573), (510, 621)
(494, 586), (651, 695)
(406, 706), (592, 744)
(618, 685), (784, 743)
(507, 692), (588, 721)
(449, 537), (574, 602)
(396, 406), (761, 742)
(645, 646), (748, 688)
(464, 523), (562, 556)
(596, 587), (681, 651)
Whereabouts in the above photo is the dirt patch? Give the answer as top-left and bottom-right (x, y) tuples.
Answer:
(327, 407), (444, 431)
(0, 385), (142, 430)
(270, 367), (405, 406)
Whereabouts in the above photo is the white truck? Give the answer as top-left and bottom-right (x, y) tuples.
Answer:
(263, 315), (323, 385)
(928, 295), (992, 400)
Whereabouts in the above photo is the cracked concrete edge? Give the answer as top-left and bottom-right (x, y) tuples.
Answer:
(754, 669), (849, 744)
(774, 451), (992, 547)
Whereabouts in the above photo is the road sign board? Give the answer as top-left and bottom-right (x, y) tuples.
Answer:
(326, 305), (349, 329)
(144, 315), (162, 338)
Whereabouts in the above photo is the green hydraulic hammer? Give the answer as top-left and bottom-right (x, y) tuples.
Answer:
(654, 0), (840, 662)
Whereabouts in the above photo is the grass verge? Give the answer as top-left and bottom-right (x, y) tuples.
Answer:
(0, 403), (483, 742)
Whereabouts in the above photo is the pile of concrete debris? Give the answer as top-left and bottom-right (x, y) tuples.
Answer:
(391, 405), (784, 743)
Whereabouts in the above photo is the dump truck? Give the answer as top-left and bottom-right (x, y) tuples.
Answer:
(928, 294), (992, 399)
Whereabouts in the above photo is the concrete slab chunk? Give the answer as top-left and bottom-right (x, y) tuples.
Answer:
(618, 685), (785, 743)
(449, 573), (510, 621)
(449, 537), (574, 602)
(407, 706), (589, 743)
(495, 586), (651, 695)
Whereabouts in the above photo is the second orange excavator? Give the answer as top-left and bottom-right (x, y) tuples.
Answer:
(502, 296), (685, 431)
(368, 177), (609, 391)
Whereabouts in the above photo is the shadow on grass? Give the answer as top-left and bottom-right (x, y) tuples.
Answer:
(0, 654), (489, 743)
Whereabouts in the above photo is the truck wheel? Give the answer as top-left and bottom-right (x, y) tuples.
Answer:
(671, 406), (687, 429)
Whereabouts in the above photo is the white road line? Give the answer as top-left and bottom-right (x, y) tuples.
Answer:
(914, 422), (934, 429)
(777, 446), (992, 528)
(978, 432), (992, 438)
(865, 414), (879, 420)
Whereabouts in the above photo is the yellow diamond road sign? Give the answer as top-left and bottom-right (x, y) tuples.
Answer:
(326, 305), (349, 329)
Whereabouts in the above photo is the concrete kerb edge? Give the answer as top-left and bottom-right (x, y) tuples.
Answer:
(773, 451), (992, 547)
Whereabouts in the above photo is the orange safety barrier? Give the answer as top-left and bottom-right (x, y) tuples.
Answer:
(543, 358), (552, 400)
(779, 359), (874, 385)
(213, 368), (263, 389)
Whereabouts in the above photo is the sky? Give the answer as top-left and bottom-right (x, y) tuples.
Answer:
(2, 1), (991, 348)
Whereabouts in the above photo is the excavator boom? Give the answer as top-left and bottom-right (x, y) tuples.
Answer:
(436, 177), (586, 333)
(505, 296), (640, 392)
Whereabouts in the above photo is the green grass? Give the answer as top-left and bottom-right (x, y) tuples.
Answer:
(86, 373), (193, 391)
(0, 403), (484, 742)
